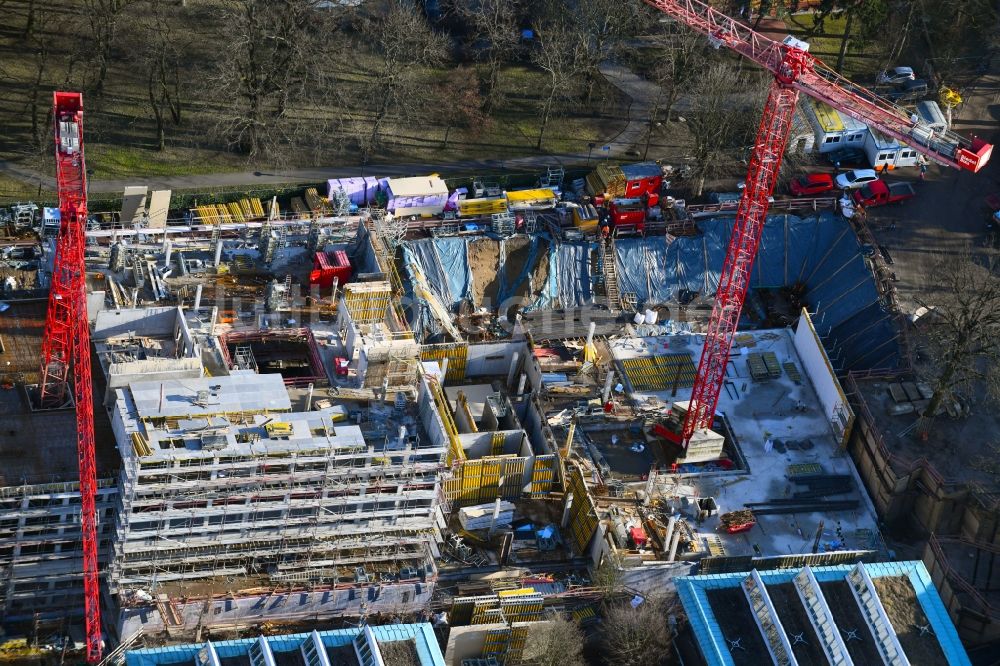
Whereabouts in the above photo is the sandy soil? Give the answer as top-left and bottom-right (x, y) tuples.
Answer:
(504, 235), (551, 303)
(872, 575), (948, 665)
(468, 237), (501, 308)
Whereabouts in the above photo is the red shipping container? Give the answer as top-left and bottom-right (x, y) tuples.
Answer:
(309, 250), (353, 288)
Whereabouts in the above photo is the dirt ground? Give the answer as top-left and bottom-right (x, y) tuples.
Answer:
(468, 237), (501, 307)
(872, 575), (948, 665)
(765, 583), (827, 665)
(861, 58), (1000, 317)
(704, 587), (769, 666)
(468, 235), (550, 312)
(819, 581), (883, 665)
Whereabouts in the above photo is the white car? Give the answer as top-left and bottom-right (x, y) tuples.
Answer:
(877, 66), (915, 85)
(835, 169), (879, 190)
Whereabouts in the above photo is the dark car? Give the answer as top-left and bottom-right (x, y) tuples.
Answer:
(824, 147), (866, 167)
(790, 173), (835, 196)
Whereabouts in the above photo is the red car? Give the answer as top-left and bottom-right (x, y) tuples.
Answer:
(790, 173), (835, 196)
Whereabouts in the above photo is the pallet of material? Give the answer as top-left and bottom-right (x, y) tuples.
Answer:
(304, 187), (330, 214)
(746, 353), (769, 381)
(290, 197), (308, 214)
(762, 351), (781, 378)
(783, 361), (802, 384)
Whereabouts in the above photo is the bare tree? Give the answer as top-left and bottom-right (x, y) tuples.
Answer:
(531, 20), (588, 150)
(22, 6), (54, 153)
(357, 1), (448, 151)
(521, 613), (587, 666)
(684, 63), (765, 197)
(208, 0), (340, 160)
(448, 0), (520, 111)
(83, 0), (137, 94)
(642, 30), (706, 160)
(436, 67), (490, 150)
(124, 0), (187, 151)
(915, 253), (1000, 421)
(600, 595), (678, 666)
(572, 0), (644, 103)
(592, 554), (625, 597)
(378, 639), (420, 665)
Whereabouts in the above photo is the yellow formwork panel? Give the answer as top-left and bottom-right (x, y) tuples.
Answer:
(445, 456), (525, 506)
(420, 342), (468, 381)
(530, 454), (556, 496)
(491, 432), (505, 456)
(566, 466), (599, 553)
(343, 285), (392, 324)
(428, 378), (464, 465)
(621, 353), (696, 391)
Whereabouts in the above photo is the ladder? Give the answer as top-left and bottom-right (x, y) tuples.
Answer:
(598, 236), (619, 310)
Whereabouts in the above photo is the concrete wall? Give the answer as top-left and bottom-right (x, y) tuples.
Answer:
(419, 377), (450, 454)
(466, 341), (527, 378)
(118, 581), (435, 639)
(87, 290), (106, 322)
(443, 623), (502, 666)
(793, 312), (854, 445)
(94, 306), (179, 340)
(458, 431), (524, 459)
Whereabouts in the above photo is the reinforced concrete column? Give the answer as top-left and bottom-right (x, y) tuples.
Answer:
(194, 284), (203, 311)
(667, 526), (681, 562)
(561, 493), (574, 528)
(507, 352), (519, 389)
(602, 370), (616, 403)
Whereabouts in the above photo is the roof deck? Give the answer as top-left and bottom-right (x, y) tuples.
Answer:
(609, 324), (879, 559)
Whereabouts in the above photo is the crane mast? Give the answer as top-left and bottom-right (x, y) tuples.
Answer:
(39, 92), (102, 664)
(641, 0), (993, 446)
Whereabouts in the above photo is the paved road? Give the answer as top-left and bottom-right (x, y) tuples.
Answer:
(863, 53), (1000, 315)
(0, 61), (664, 195)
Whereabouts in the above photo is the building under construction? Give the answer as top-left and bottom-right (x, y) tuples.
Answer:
(0, 144), (978, 663)
(107, 368), (448, 634)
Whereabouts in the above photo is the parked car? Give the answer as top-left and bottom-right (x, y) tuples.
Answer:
(824, 147), (867, 167)
(886, 79), (930, 102)
(835, 169), (879, 190)
(877, 66), (915, 85)
(790, 173), (835, 196)
(852, 180), (916, 207)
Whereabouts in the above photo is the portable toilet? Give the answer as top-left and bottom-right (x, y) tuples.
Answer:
(862, 129), (920, 170)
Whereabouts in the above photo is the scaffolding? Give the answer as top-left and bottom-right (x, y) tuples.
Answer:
(109, 393), (447, 599)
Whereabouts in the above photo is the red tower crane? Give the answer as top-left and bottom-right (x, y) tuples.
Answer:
(642, 0), (993, 446)
(39, 92), (102, 663)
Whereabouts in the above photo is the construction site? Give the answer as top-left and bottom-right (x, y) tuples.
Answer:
(0, 1), (996, 665)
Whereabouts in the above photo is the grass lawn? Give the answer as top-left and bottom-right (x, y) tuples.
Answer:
(86, 144), (246, 180)
(783, 13), (885, 80)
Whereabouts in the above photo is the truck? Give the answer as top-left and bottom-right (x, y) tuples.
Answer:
(607, 198), (646, 235)
(852, 180), (915, 208)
